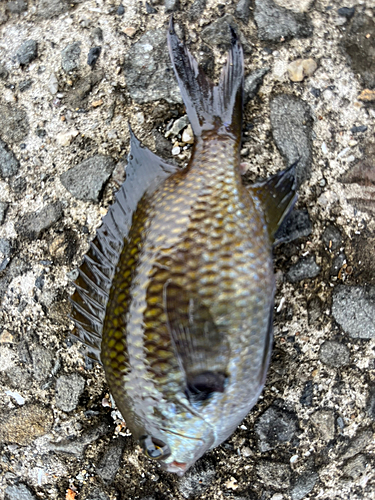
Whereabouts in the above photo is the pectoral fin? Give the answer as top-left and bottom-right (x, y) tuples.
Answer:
(163, 282), (229, 402)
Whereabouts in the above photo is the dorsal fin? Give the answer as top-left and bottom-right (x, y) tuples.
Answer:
(249, 162), (298, 244)
(70, 127), (178, 362)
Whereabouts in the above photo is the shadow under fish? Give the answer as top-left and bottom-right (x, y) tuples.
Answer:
(70, 18), (297, 475)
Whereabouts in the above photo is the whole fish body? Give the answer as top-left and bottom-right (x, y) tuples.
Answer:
(71, 19), (296, 475)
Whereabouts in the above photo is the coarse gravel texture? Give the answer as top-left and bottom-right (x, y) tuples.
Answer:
(0, 1), (374, 500)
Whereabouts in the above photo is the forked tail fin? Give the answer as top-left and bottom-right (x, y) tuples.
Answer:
(167, 17), (244, 138)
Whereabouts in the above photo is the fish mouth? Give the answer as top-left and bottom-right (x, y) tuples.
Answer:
(163, 461), (188, 476)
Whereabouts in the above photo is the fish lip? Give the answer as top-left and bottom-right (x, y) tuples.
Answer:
(162, 461), (189, 476)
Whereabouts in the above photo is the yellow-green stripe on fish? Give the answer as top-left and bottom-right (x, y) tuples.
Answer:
(70, 18), (297, 475)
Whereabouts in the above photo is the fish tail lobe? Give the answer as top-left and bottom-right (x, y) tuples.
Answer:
(167, 17), (244, 138)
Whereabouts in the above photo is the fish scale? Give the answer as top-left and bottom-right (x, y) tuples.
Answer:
(70, 20), (297, 474)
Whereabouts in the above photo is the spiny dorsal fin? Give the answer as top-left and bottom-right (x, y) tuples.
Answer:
(70, 127), (179, 362)
(249, 162), (298, 243)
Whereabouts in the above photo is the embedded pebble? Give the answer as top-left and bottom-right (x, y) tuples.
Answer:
(256, 460), (291, 489)
(181, 125), (194, 144)
(56, 128), (79, 146)
(16, 202), (63, 240)
(37, 0), (69, 18)
(17, 39), (37, 66)
(171, 145), (181, 155)
(0, 139), (19, 178)
(188, 0), (207, 21)
(165, 0), (180, 13)
(0, 104), (29, 144)
(178, 462), (215, 498)
(286, 255), (321, 283)
(290, 471), (319, 500)
(0, 404), (53, 445)
(0, 202), (9, 225)
(270, 94), (313, 186)
(97, 437), (127, 482)
(55, 373), (85, 412)
(254, 0), (312, 42)
(5, 483), (37, 500)
(60, 155), (115, 201)
(287, 58), (317, 82)
(255, 405), (299, 452)
(165, 115), (190, 138)
(310, 409), (336, 441)
(61, 42), (81, 73)
(235, 0), (251, 24)
(123, 29), (181, 104)
(322, 225), (342, 250)
(332, 285), (375, 339)
(244, 67), (270, 103)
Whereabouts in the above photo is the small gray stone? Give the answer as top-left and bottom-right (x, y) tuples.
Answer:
(0, 104), (29, 144)
(0, 140), (19, 178)
(97, 437), (126, 482)
(5, 484), (36, 500)
(0, 65), (9, 79)
(0, 202), (9, 225)
(16, 202), (63, 240)
(17, 39), (37, 66)
(37, 0), (69, 18)
(244, 67), (269, 103)
(87, 46), (101, 67)
(188, 0), (206, 21)
(62, 42), (81, 72)
(340, 429), (373, 461)
(270, 94), (313, 186)
(178, 461), (215, 499)
(332, 285), (375, 339)
(201, 15), (246, 51)
(55, 373), (85, 412)
(256, 460), (291, 489)
(6, 1), (28, 14)
(255, 405), (299, 452)
(367, 388), (375, 421)
(0, 404), (53, 445)
(235, 0), (251, 24)
(254, 0), (312, 42)
(165, 0), (179, 13)
(319, 341), (350, 368)
(343, 454), (367, 479)
(330, 253), (346, 276)
(5, 365), (32, 389)
(31, 345), (54, 382)
(0, 238), (13, 256)
(322, 225), (342, 250)
(287, 255), (321, 283)
(60, 155), (115, 202)
(275, 209), (312, 245)
(343, 12), (375, 89)
(47, 422), (110, 457)
(290, 471), (319, 500)
(300, 380), (313, 406)
(123, 29), (181, 104)
(310, 409), (336, 442)
(338, 7), (355, 20)
(19, 79), (33, 92)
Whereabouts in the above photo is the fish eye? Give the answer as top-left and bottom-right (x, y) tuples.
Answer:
(140, 435), (171, 460)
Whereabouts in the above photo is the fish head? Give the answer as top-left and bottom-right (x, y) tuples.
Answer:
(136, 397), (215, 475)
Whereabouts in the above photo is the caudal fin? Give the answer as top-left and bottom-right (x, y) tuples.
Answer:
(167, 17), (244, 138)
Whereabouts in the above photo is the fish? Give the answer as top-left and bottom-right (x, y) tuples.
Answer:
(70, 18), (297, 476)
